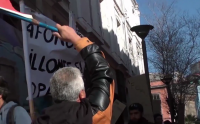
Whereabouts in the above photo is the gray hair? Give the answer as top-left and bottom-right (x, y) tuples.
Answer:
(50, 67), (84, 101)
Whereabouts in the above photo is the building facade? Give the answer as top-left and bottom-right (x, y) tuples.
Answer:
(150, 73), (171, 121)
(0, 0), (147, 123)
(191, 62), (200, 74)
(190, 62), (200, 119)
(150, 72), (199, 121)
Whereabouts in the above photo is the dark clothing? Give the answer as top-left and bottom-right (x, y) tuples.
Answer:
(32, 38), (114, 124)
(32, 99), (92, 124)
(81, 43), (113, 112)
(80, 39), (114, 124)
(128, 117), (153, 124)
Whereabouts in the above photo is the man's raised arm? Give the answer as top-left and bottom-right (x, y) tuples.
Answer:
(53, 24), (115, 124)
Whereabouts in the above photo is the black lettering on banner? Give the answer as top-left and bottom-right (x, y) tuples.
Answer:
(32, 82), (50, 97)
(29, 51), (83, 73)
(35, 26), (42, 39)
(26, 23), (75, 48)
(27, 23), (34, 38)
(74, 62), (83, 72)
(32, 82), (36, 95)
(45, 87), (51, 95)
(67, 62), (71, 66)
(57, 59), (64, 69)
(54, 37), (65, 46)
(54, 37), (58, 45)
(37, 83), (46, 97)
(38, 56), (46, 72)
(60, 40), (65, 46)
(46, 59), (58, 73)
(75, 62), (81, 70)
(66, 42), (73, 48)
(63, 60), (67, 66)
(31, 52), (37, 70)
(43, 28), (54, 43)
(79, 62), (82, 71)
(29, 49), (33, 66)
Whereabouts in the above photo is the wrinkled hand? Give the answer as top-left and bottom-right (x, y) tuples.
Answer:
(53, 24), (81, 44)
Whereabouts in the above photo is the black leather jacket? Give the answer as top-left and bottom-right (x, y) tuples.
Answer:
(80, 43), (113, 114)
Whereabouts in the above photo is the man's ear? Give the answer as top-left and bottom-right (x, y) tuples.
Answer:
(0, 95), (2, 99)
(79, 90), (86, 99)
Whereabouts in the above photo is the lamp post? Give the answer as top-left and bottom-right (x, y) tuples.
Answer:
(130, 25), (153, 83)
(161, 76), (174, 123)
(130, 25), (154, 116)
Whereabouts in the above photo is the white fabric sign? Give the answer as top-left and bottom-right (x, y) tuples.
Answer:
(24, 8), (85, 98)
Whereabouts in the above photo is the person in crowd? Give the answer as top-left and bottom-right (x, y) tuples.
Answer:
(164, 120), (172, 124)
(128, 103), (153, 124)
(0, 76), (32, 124)
(32, 24), (114, 124)
(154, 113), (163, 124)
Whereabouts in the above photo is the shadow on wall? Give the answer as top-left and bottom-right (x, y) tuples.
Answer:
(96, 0), (140, 78)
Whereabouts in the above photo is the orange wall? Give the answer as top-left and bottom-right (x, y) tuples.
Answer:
(151, 81), (171, 121)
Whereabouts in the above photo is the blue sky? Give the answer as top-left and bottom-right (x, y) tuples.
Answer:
(137, 0), (200, 24)
(137, 0), (200, 72)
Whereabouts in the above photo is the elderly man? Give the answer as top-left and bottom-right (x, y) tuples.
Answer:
(32, 24), (114, 124)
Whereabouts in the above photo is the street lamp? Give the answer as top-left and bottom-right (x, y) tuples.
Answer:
(130, 25), (154, 39)
(130, 25), (153, 83)
(161, 75), (174, 123)
(130, 24), (154, 116)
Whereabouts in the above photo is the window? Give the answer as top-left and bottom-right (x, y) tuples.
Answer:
(152, 94), (160, 100)
(117, 19), (120, 27)
(116, 18), (121, 40)
(129, 38), (132, 43)
(132, 8), (135, 14)
(136, 41), (142, 56)
(129, 38), (134, 61)
(137, 45), (140, 55)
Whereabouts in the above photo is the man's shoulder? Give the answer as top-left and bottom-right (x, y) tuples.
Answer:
(13, 105), (29, 115)
(14, 105), (26, 111)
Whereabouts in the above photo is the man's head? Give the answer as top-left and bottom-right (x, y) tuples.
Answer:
(154, 113), (163, 124)
(0, 76), (9, 108)
(129, 103), (143, 122)
(50, 67), (85, 102)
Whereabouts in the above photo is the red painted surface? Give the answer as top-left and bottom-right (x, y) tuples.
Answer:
(151, 81), (171, 121)
(0, 0), (20, 13)
(0, 0), (31, 18)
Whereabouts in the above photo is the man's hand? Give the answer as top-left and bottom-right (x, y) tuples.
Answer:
(53, 24), (81, 44)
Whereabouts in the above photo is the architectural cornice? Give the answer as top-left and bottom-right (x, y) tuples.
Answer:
(114, 1), (123, 17)
(131, 0), (137, 5)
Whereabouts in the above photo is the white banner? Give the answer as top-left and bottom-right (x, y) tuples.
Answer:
(24, 8), (85, 98)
